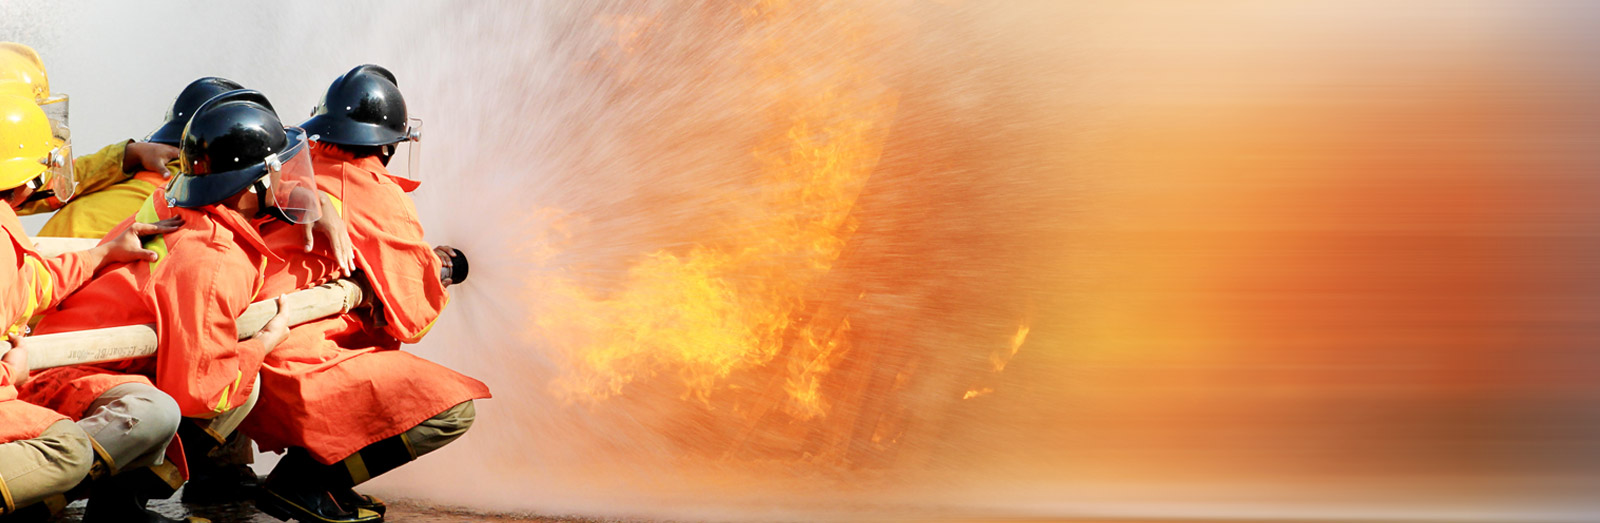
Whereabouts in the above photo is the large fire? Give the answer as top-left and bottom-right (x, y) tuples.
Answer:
(530, 0), (898, 446)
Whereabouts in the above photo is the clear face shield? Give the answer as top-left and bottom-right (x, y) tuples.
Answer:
(34, 93), (76, 201)
(254, 127), (321, 224)
(386, 117), (422, 180)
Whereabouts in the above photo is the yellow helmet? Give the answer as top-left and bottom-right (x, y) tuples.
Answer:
(0, 42), (49, 101)
(0, 94), (72, 194)
(0, 42), (68, 146)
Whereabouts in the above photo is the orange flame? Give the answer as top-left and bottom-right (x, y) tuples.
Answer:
(534, 1), (897, 424)
(964, 321), (1030, 400)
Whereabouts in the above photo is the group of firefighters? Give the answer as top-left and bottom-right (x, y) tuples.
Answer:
(0, 43), (491, 523)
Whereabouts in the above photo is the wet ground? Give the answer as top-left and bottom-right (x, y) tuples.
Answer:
(55, 491), (596, 523)
(53, 496), (1496, 523)
(49, 487), (1496, 523)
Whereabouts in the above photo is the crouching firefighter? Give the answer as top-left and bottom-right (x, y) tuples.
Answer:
(36, 77), (247, 241)
(0, 92), (196, 522)
(0, 41), (186, 238)
(241, 64), (489, 523)
(17, 89), (330, 522)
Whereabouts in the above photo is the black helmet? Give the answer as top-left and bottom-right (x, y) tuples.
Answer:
(147, 77), (246, 146)
(300, 64), (410, 146)
(166, 89), (288, 208)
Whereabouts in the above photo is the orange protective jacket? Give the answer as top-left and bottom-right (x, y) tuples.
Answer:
(0, 205), (105, 442)
(0, 362), (65, 444)
(240, 143), (489, 463)
(19, 188), (279, 420)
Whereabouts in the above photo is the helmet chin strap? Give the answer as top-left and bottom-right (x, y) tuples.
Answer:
(252, 179), (295, 223)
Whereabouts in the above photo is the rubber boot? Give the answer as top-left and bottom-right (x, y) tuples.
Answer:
(256, 448), (380, 523)
(180, 427), (260, 504)
(331, 489), (386, 517)
(325, 432), (418, 518)
(83, 470), (209, 523)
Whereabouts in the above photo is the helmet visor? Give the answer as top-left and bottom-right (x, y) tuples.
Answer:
(36, 94), (75, 201)
(39, 94), (68, 141)
(25, 135), (75, 204)
(388, 117), (422, 181)
(262, 127), (320, 224)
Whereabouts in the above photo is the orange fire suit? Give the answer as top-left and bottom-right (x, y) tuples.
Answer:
(241, 142), (490, 464)
(19, 187), (279, 429)
(0, 203), (108, 443)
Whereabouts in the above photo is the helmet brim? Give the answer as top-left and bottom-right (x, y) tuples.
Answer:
(301, 113), (408, 147)
(168, 127), (307, 208)
(146, 120), (184, 147)
(147, 119), (185, 146)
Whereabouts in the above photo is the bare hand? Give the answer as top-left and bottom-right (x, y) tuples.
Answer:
(434, 245), (455, 287)
(124, 142), (181, 176)
(2, 338), (29, 385)
(254, 295), (292, 352)
(101, 216), (184, 264)
(304, 193), (355, 282)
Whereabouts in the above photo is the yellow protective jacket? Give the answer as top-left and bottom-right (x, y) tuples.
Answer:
(16, 141), (154, 239)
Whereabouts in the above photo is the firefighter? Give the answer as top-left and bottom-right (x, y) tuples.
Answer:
(40, 77), (246, 241)
(0, 340), (92, 522)
(17, 89), (323, 522)
(0, 92), (191, 522)
(0, 42), (181, 235)
(243, 65), (489, 523)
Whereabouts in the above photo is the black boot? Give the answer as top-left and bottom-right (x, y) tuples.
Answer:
(180, 428), (261, 504)
(255, 449), (380, 523)
(321, 433), (417, 518)
(330, 489), (386, 517)
(83, 471), (210, 523)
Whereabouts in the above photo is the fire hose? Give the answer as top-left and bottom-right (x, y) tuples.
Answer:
(4, 237), (469, 371)
(0, 279), (369, 371)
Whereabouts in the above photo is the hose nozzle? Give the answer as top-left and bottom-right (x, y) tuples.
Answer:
(440, 247), (469, 285)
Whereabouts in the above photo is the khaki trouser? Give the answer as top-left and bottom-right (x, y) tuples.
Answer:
(77, 383), (182, 475)
(75, 378), (259, 476)
(346, 400), (476, 487)
(0, 420), (93, 513)
(404, 400), (475, 459)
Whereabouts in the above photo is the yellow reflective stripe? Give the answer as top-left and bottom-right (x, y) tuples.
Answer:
(134, 196), (169, 270)
(322, 191), (344, 217)
(146, 461), (186, 491)
(7, 257), (54, 339)
(144, 236), (168, 269)
(252, 256), (268, 300)
(1, 463), (16, 513)
(344, 452), (371, 485)
(409, 304), (445, 341)
(213, 369), (243, 414)
(85, 436), (116, 478)
(30, 259), (52, 312)
(134, 195), (160, 223)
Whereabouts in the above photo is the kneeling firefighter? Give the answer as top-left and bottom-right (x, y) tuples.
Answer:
(0, 93), (188, 523)
(242, 64), (489, 523)
(18, 89), (323, 523)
